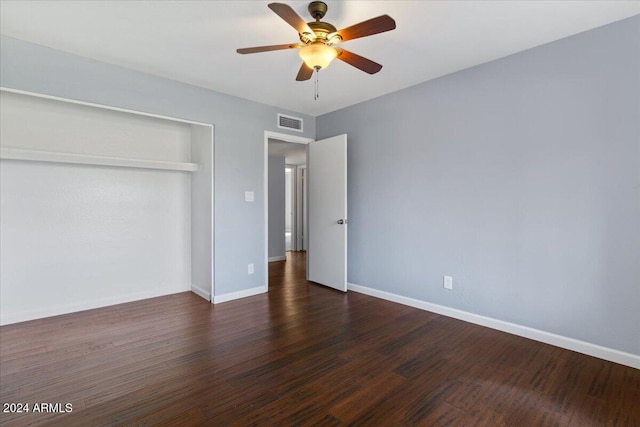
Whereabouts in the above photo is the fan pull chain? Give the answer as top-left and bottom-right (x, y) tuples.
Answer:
(314, 66), (320, 100)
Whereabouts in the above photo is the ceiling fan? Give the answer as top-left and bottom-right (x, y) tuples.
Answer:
(237, 1), (396, 81)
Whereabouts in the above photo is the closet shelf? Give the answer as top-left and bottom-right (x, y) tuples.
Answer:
(0, 147), (199, 172)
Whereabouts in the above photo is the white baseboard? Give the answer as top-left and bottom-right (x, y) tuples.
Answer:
(213, 285), (267, 304)
(268, 256), (286, 262)
(347, 283), (640, 370)
(191, 284), (211, 301)
(0, 285), (191, 326)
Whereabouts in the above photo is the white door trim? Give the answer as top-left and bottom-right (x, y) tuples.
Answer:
(296, 165), (307, 251)
(285, 164), (297, 252)
(264, 131), (314, 290)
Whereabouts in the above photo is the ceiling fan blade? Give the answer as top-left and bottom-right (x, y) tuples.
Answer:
(335, 15), (396, 42)
(237, 43), (302, 54)
(268, 3), (314, 36)
(336, 49), (383, 74)
(296, 63), (314, 81)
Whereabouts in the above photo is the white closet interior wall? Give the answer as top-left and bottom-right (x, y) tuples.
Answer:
(0, 90), (213, 324)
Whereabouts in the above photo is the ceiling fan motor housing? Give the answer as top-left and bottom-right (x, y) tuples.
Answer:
(298, 1), (340, 44)
(301, 21), (338, 43)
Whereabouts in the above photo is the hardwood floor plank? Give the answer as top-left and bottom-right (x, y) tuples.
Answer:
(413, 401), (467, 427)
(330, 372), (407, 423)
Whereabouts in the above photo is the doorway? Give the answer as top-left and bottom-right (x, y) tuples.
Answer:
(264, 131), (313, 290)
(284, 164), (307, 253)
(264, 131), (348, 293)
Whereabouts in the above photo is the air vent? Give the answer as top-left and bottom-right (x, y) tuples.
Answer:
(277, 114), (303, 132)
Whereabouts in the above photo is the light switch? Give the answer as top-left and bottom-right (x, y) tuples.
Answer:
(245, 191), (254, 202)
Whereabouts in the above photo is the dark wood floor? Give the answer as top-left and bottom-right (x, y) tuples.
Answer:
(1, 252), (638, 426)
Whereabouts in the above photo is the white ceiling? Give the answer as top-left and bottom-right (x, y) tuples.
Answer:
(1, 1), (638, 117)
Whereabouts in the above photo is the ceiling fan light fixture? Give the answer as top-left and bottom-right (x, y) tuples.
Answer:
(237, 2), (396, 81)
(298, 42), (337, 70)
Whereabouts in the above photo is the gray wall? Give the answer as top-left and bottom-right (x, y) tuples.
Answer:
(268, 155), (286, 259)
(0, 35), (316, 297)
(317, 16), (640, 355)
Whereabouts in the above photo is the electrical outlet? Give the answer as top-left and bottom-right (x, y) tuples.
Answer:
(443, 275), (453, 290)
(248, 263), (254, 274)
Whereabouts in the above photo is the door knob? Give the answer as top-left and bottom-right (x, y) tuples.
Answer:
(337, 219), (349, 224)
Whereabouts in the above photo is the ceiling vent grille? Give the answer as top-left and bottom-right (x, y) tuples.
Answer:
(278, 114), (303, 132)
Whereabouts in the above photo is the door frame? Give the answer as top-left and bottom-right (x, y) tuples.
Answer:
(285, 164), (297, 252)
(296, 165), (307, 251)
(264, 131), (314, 290)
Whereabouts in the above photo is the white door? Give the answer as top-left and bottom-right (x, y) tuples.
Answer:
(307, 134), (347, 291)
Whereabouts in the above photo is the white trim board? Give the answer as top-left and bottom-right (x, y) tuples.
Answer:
(0, 147), (199, 172)
(1, 286), (190, 326)
(0, 87), (212, 127)
(213, 285), (267, 304)
(347, 283), (640, 370)
(269, 256), (286, 262)
(191, 285), (211, 301)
